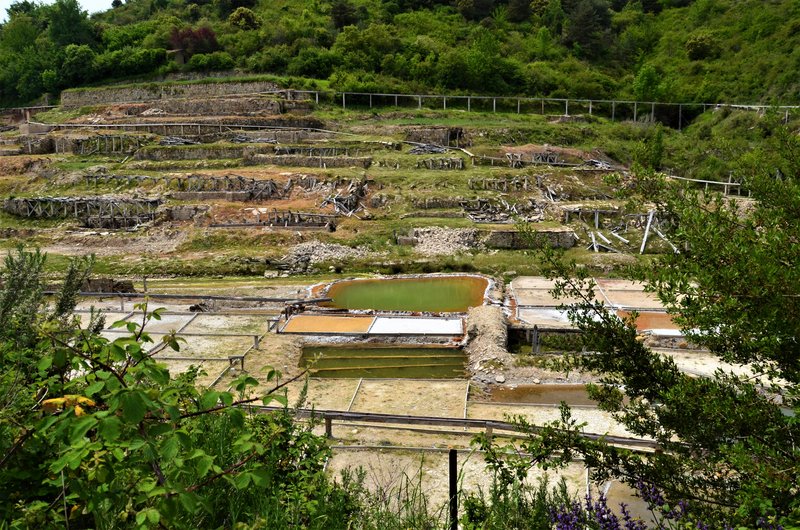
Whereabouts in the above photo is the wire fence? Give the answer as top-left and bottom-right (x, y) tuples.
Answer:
(290, 90), (799, 130)
(4, 89), (798, 131)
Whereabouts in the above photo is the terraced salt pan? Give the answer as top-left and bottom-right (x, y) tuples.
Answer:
(367, 316), (463, 335)
(283, 378), (362, 411)
(350, 380), (467, 418)
(182, 314), (268, 335)
(281, 315), (375, 334)
(467, 403), (640, 439)
(154, 334), (252, 359)
(595, 279), (663, 309)
(281, 315), (464, 336)
(120, 311), (196, 333)
(160, 359), (226, 387)
(516, 308), (573, 328)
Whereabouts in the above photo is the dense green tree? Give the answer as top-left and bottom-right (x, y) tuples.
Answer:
(0, 14), (39, 52)
(563, 0), (611, 57)
(46, 0), (96, 47)
(59, 43), (98, 86)
(506, 0), (530, 21)
(331, 0), (360, 28)
(632, 63), (663, 101)
(456, 0), (497, 20)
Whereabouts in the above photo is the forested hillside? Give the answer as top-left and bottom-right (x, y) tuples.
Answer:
(1, 0), (799, 107)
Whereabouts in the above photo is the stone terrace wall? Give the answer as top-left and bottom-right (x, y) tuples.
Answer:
(134, 145), (275, 161)
(61, 80), (281, 107)
(482, 229), (576, 249)
(120, 97), (311, 117)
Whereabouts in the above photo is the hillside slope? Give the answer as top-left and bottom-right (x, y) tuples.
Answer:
(0, 0), (798, 106)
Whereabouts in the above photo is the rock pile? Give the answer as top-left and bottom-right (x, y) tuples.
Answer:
(463, 305), (512, 382)
(280, 241), (367, 273)
(412, 227), (481, 256)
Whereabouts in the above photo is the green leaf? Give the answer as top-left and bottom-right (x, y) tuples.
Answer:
(233, 472), (251, 489)
(249, 467), (271, 487)
(199, 391), (220, 410)
(98, 416), (122, 442)
(138, 478), (157, 493)
(85, 381), (104, 396)
(37, 356), (53, 371)
(175, 430), (192, 448)
(195, 455), (213, 477)
(147, 423), (173, 438)
(120, 391), (147, 423)
(70, 416), (98, 443)
(228, 409), (245, 429)
(178, 492), (198, 513)
(264, 394), (288, 407)
(159, 435), (179, 461)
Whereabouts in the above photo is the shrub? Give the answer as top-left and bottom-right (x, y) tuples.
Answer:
(685, 31), (720, 60)
(187, 51), (235, 71)
(228, 7), (259, 29)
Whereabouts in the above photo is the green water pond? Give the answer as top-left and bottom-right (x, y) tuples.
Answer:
(324, 275), (487, 312)
(301, 345), (466, 379)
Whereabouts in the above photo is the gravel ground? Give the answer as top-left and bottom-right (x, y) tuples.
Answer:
(412, 227), (481, 256)
(464, 306), (513, 382)
(281, 241), (368, 273)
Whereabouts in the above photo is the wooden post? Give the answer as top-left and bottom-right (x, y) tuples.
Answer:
(640, 211), (654, 254)
(588, 100), (592, 115)
(612, 101), (616, 121)
(517, 99), (520, 114)
(492, 98), (496, 112)
(634, 102), (638, 122)
(467, 97), (471, 112)
(678, 104), (682, 131)
(651, 102), (655, 122)
(325, 417), (332, 438)
(342, 93), (346, 109)
(449, 449), (458, 530)
(369, 94), (372, 108)
(418, 96), (422, 109)
(443, 96), (446, 110)
(253, 335), (260, 349)
(565, 99), (569, 116)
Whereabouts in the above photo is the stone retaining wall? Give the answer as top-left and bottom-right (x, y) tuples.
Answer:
(134, 145), (274, 161)
(246, 154), (372, 169)
(61, 80), (281, 107)
(169, 191), (252, 201)
(120, 97), (311, 116)
(482, 229), (576, 249)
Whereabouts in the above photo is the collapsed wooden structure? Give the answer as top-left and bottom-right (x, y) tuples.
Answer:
(4, 196), (161, 228)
